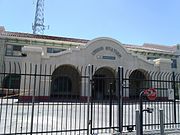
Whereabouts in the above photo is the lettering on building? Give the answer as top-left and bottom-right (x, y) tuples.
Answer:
(105, 46), (121, 58)
(91, 46), (122, 58)
(91, 47), (104, 55)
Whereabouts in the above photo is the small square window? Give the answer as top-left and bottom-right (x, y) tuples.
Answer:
(13, 45), (22, 51)
(5, 45), (22, 56)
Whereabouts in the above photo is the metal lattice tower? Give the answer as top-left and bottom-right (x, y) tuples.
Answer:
(32, 0), (45, 34)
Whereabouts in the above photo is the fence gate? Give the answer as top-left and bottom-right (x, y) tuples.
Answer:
(0, 63), (123, 135)
(89, 66), (123, 134)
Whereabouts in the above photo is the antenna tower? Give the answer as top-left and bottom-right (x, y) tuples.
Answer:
(32, 0), (45, 34)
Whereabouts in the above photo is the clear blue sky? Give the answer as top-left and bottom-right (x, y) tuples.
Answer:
(0, 0), (180, 46)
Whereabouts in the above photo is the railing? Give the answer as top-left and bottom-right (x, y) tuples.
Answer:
(0, 62), (180, 134)
(123, 69), (180, 132)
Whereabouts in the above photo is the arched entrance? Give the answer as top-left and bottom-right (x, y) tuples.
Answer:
(93, 67), (115, 100)
(2, 74), (21, 95)
(3, 74), (21, 89)
(129, 69), (149, 99)
(51, 65), (80, 99)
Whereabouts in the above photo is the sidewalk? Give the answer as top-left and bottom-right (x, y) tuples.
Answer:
(95, 128), (180, 135)
(121, 128), (180, 135)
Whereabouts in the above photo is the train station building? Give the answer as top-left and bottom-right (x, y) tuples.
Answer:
(0, 26), (179, 100)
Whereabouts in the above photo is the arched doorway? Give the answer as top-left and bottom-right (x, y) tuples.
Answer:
(129, 69), (149, 99)
(93, 67), (115, 100)
(51, 65), (80, 99)
(3, 74), (21, 89)
(2, 74), (21, 95)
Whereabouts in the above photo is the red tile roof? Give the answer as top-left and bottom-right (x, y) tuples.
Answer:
(0, 30), (177, 54)
(143, 43), (176, 52)
(125, 44), (175, 54)
(0, 31), (89, 44)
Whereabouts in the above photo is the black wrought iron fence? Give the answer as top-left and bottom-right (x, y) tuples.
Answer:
(0, 62), (91, 135)
(0, 62), (180, 134)
(90, 75), (119, 134)
(123, 69), (180, 132)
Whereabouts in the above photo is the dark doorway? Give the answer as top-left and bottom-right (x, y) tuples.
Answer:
(3, 74), (21, 89)
(51, 65), (80, 99)
(51, 76), (72, 97)
(92, 67), (115, 100)
(93, 75), (105, 100)
(129, 69), (148, 99)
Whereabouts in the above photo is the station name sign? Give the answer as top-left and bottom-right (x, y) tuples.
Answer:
(91, 46), (122, 58)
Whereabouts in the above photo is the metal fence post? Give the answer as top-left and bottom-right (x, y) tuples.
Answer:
(87, 64), (92, 135)
(139, 91), (144, 135)
(30, 64), (37, 135)
(172, 72), (177, 123)
(136, 110), (140, 135)
(160, 109), (165, 135)
(118, 66), (123, 133)
(109, 83), (113, 128)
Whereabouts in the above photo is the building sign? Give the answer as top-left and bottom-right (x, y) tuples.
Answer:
(97, 55), (116, 60)
(91, 46), (122, 58)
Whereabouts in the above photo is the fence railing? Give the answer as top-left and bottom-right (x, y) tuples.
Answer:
(123, 69), (180, 131)
(0, 62), (180, 134)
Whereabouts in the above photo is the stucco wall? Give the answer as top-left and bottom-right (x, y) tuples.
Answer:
(16, 37), (173, 99)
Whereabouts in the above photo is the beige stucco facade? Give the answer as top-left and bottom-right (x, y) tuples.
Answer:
(23, 37), (172, 71)
(17, 37), (172, 99)
(1, 26), (179, 100)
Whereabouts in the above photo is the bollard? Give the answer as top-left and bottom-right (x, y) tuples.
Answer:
(160, 109), (164, 135)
